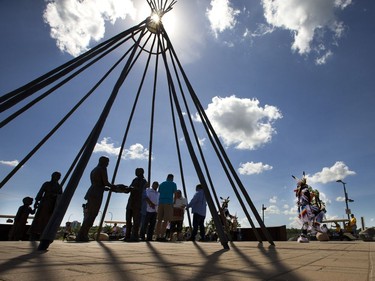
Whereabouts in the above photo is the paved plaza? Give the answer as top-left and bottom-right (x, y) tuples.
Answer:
(0, 240), (374, 281)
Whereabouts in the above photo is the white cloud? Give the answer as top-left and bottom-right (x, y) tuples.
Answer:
(0, 160), (19, 167)
(238, 216), (250, 228)
(206, 0), (240, 38)
(289, 216), (302, 228)
(307, 161), (356, 184)
(316, 192), (331, 208)
(336, 196), (345, 202)
(324, 214), (341, 222)
(269, 196), (277, 204)
(43, 0), (136, 57)
(318, 192), (331, 206)
(250, 23), (275, 38)
(265, 205), (280, 214)
(315, 50), (333, 65)
(238, 161), (273, 175)
(198, 137), (206, 146)
(94, 137), (120, 155)
(124, 143), (149, 160)
(261, 0), (352, 63)
(284, 205), (298, 216)
(203, 95), (282, 150)
(94, 137), (149, 160)
(178, 136), (205, 147)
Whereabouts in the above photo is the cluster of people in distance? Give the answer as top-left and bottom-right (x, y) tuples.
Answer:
(8, 156), (208, 243)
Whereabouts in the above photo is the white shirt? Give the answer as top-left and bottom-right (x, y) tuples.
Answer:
(146, 188), (159, 213)
(174, 197), (187, 208)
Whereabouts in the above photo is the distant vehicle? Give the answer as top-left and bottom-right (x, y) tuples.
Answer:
(322, 219), (357, 241)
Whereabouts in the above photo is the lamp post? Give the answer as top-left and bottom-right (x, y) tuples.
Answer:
(262, 204), (267, 223)
(68, 213), (73, 222)
(336, 180), (353, 220)
(108, 211), (113, 223)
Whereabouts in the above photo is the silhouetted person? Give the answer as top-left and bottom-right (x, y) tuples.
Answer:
(124, 168), (148, 242)
(76, 156), (116, 242)
(8, 197), (35, 241)
(141, 181), (159, 241)
(187, 184), (207, 241)
(169, 189), (187, 241)
(63, 221), (72, 241)
(111, 223), (119, 235)
(28, 172), (62, 241)
(155, 174), (177, 241)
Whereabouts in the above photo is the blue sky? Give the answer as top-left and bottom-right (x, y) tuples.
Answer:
(1, 0), (374, 230)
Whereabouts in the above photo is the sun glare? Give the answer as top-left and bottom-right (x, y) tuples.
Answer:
(151, 12), (161, 24)
(161, 11), (176, 36)
(135, 1), (178, 38)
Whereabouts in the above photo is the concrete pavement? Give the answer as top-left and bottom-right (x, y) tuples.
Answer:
(0, 240), (374, 281)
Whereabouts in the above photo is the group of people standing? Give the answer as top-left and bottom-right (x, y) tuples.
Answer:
(8, 156), (208, 242)
(76, 156), (208, 242)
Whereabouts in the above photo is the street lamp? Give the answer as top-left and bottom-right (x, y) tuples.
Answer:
(68, 213), (73, 222)
(336, 180), (354, 220)
(262, 204), (267, 223)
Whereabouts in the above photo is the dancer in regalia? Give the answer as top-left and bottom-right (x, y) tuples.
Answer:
(295, 177), (314, 243)
(294, 174), (327, 242)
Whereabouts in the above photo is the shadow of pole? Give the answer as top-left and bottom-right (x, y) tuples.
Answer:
(146, 241), (181, 280)
(230, 242), (302, 280)
(189, 242), (231, 280)
(97, 241), (135, 280)
(0, 241), (53, 279)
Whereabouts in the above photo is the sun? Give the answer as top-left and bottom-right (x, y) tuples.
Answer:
(136, 1), (178, 36)
(150, 12), (161, 24)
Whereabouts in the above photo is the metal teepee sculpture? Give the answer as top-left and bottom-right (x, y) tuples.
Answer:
(0, 0), (274, 250)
